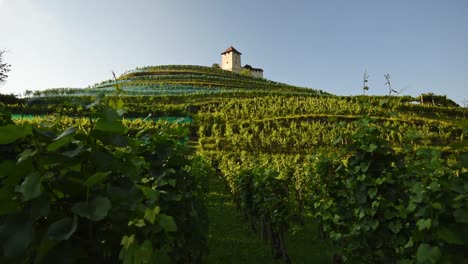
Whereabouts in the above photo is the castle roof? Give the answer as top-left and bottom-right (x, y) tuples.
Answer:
(221, 46), (242, 55)
(244, 64), (263, 72)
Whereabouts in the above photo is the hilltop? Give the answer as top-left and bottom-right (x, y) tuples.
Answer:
(30, 65), (327, 97)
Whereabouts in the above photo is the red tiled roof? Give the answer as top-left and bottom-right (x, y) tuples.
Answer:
(221, 46), (242, 55)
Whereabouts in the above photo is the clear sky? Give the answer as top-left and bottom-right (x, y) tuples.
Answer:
(1, 0), (467, 103)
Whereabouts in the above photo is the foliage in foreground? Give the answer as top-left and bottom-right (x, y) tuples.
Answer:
(311, 119), (468, 263)
(0, 101), (210, 263)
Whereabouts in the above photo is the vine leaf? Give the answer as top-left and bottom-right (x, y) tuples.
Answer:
(453, 209), (468, 224)
(53, 127), (76, 141)
(0, 190), (19, 215)
(0, 124), (32, 144)
(17, 149), (37, 163)
(159, 214), (177, 232)
(47, 216), (78, 241)
(416, 218), (432, 231)
(121, 234), (135, 250)
(2, 221), (34, 257)
(436, 227), (463, 245)
(84, 171), (111, 188)
(388, 221), (402, 234)
(416, 244), (441, 264)
(72, 196), (111, 221)
(15, 172), (42, 201)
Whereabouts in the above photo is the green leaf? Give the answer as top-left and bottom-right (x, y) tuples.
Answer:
(461, 154), (468, 169)
(0, 189), (19, 215)
(84, 171), (111, 188)
(332, 136), (342, 146)
(431, 202), (442, 210)
(416, 218), (432, 231)
(121, 234), (135, 250)
(159, 214), (177, 232)
(62, 145), (85, 158)
(416, 244), (441, 264)
(53, 127), (76, 141)
(30, 196), (51, 221)
(437, 227), (464, 245)
(389, 221), (402, 234)
(368, 187), (377, 198)
(370, 219), (379, 230)
(360, 162), (370, 173)
(138, 185), (159, 200)
(1, 219), (34, 257)
(47, 216), (78, 241)
(133, 219), (146, 227)
(0, 124), (32, 144)
(15, 172), (42, 201)
(17, 149), (37, 163)
(144, 206), (160, 224)
(367, 143), (377, 152)
(168, 179), (176, 187)
(72, 196), (111, 221)
(95, 119), (126, 134)
(119, 237), (137, 264)
(135, 240), (154, 264)
(407, 201), (417, 212)
(109, 99), (124, 110)
(453, 209), (468, 223)
(427, 181), (440, 192)
(47, 136), (73, 152)
(34, 237), (60, 264)
(412, 183), (425, 203)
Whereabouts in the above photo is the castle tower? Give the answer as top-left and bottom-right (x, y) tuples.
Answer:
(221, 46), (242, 73)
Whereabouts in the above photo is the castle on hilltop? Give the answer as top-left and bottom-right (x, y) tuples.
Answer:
(221, 46), (263, 78)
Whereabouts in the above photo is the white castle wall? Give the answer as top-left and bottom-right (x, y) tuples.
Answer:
(221, 52), (242, 73)
(221, 47), (263, 78)
(251, 70), (263, 78)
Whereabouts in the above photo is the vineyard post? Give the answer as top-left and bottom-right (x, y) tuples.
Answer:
(363, 70), (369, 95)
(384, 73), (392, 95)
(385, 74), (399, 96)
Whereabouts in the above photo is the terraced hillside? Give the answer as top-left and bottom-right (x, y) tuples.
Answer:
(106, 65), (325, 94)
(1, 65), (467, 263)
(28, 65), (326, 98)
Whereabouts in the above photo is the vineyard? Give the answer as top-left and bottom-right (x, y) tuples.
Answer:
(1, 65), (467, 263)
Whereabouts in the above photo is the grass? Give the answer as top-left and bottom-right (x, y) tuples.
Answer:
(205, 176), (332, 263)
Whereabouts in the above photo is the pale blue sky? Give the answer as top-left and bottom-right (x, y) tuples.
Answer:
(1, 0), (467, 103)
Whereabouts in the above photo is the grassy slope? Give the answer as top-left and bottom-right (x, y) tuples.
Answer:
(206, 175), (332, 263)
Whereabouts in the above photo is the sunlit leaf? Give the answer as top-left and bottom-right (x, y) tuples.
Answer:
(53, 127), (76, 141)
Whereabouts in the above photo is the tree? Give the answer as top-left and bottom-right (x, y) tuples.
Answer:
(0, 50), (11, 86)
(240, 69), (252, 77)
(212, 63), (220, 69)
